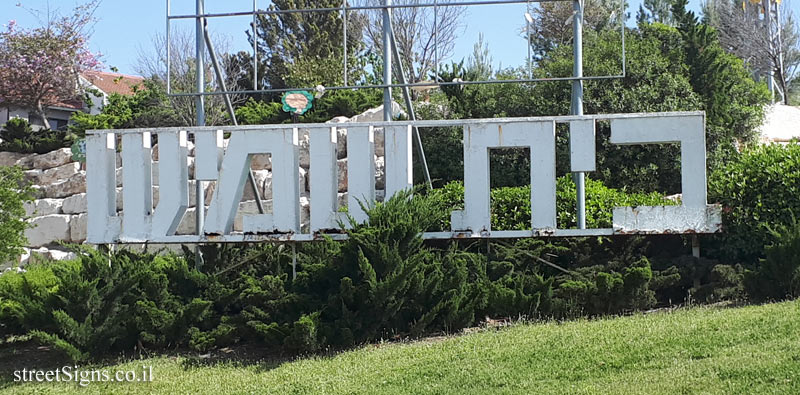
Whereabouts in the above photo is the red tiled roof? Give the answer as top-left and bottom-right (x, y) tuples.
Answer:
(82, 70), (145, 96)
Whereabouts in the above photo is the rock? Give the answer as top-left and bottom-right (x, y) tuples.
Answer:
(299, 167), (308, 193)
(47, 249), (77, 261)
(327, 116), (350, 124)
(14, 154), (36, 170)
(116, 152), (122, 168)
(0, 152), (27, 167)
(300, 196), (310, 227)
(298, 129), (310, 168)
(26, 247), (50, 264)
(30, 185), (46, 199)
(19, 248), (31, 265)
(22, 169), (42, 184)
(374, 127), (385, 157)
(346, 102), (406, 123)
(241, 170), (271, 201)
(337, 158), (348, 192)
(251, 153), (272, 171)
(25, 214), (71, 247)
(375, 156), (385, 190)
(62, 193), (87, 214)
(44, 172), (86, 198)
(40, 162), (81, 184)
(33, 148), (72, 170)
(24, 198), (64, 216)
(336, 128), (347, 159)
(188, 181), (215, 207)
(69, 213), (88, 243)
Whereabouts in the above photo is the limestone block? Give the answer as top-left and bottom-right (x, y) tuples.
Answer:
(30, 185), (46, 199)
(24, 198), (64, 216)
(327, 116), (350, 124)
(337, 158), (348, 192)
(251, 153), (272, 171)
(0, 152), (27, 166)
(62, 193), (87, 214)
(336, 128), (347, 159)
(23, 169), (42, 184)
(25, 214), (71, 247)
(374, 127), (385, 157)
(40, 162), (81, 184)
(375, 155), (385, 190)
(33, 148), (72, 169)
(69, 213), (88, 243)
(188, 180), (215, 207)
(14, 154), (36, 169)
(242, 170), (271, 201)
(299, 167), (308, 193)
(48, 249), (77, 261)
(44, 172), (86, 198)
(300, 196), (310, 227)
(298, 129), (311, 168)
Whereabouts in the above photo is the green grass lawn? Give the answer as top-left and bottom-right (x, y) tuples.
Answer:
(1, 301), (799, 394)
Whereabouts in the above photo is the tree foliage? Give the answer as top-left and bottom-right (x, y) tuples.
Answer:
(0, 2), (101, 129)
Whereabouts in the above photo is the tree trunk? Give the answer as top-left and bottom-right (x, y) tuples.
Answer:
(35, 101), (51, 130)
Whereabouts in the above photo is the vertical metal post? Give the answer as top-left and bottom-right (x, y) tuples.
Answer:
(572, 0), (586, 230)
(434, 0), (439, 80)
(195, 0), (206, 268)
(166, 0), (171, 94)
(343, 0), (348, 86)
(383, 0), (393, 121)
(764, 0), (775, 103)
(526, 1), (532, 79)
(253, 0), (258, 90)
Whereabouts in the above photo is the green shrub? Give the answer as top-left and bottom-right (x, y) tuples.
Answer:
(744, 217), (800, 301)
(708, 143), (800, 263)
(0, 118), (78, 154)
(0, 247), (210, 361)
(427, 176), (673, 231)
(0, 166), (34, 264)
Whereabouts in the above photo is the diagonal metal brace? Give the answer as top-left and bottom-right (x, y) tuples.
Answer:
(202, 19), (266, 215)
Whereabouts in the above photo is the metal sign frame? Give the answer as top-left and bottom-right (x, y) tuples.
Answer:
(164, 0), (627, 97)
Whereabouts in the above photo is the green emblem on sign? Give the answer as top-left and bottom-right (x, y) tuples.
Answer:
(71, 139), (86, 163)
(281, 91), (314, 115)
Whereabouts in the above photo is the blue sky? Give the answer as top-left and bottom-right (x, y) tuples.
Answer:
(0, 0), (740, 77)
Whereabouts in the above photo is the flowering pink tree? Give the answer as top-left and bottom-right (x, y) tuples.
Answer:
(0, 2), (101, 129)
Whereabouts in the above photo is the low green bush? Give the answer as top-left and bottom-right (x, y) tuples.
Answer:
(427, 176), (673, 231)
(744, 217), (800, 301)
(0, 166), (34, 264)
(708, 143), (800, 264)
(0, 118), (78, 154)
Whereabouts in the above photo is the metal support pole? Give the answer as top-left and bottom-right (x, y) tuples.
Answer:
(253, 0), (258, 90)
(388, 14), (433, 189)
(195, 0), (206, 269)
(166, 0), (171, 94)
(764, 0), (775, 103)
(202, 20), (266, 215)
(383, 0), (393, 122)
(572, 0), (586, 230)
(343, 0), (348, 86)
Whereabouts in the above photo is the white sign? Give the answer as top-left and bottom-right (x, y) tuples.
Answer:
(86, 112), (721, 244)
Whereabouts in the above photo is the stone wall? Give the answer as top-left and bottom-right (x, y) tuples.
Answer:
(1, 104), (401, 267)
